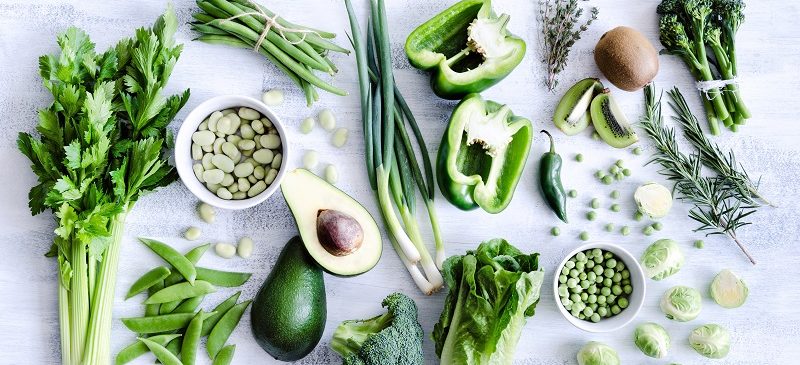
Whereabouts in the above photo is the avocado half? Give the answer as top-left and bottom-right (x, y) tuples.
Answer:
(281, 169), (382, 276)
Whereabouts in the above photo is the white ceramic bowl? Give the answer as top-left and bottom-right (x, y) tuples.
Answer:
(175, 95), (290, 210)
(553, 242), (646, 333)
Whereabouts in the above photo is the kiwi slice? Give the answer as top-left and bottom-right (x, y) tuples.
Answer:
(590, 90), (639, 148)
(553, 78), (604, 135)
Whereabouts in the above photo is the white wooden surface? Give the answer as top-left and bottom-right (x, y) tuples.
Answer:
(1, 0), (799, 364)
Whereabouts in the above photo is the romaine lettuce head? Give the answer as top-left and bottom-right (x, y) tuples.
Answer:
(433, 238), (545, 365)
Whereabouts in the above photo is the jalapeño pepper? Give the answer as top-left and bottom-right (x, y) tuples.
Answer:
(539, 130), (568, 222)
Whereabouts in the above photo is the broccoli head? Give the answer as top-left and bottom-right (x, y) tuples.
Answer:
(713, 0), (745, 32)
(330, 293), (424, 365)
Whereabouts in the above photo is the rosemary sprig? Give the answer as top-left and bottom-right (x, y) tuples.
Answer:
(640, 84), (757, 264)
(537, 0), (598, 91)
(667, 88), (774, 207)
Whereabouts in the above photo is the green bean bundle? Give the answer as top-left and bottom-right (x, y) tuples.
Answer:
(191, 0), (349, 106)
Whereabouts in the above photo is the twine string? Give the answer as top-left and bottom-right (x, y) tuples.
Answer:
(696, 78), (739, 101)
(221, 1), (321, 52)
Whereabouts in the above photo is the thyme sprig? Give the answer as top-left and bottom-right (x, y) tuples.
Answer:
(640, 84), (757, 264)
(537, 0), (598, 91)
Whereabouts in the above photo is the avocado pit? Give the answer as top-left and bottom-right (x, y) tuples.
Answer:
(316, 209), (364, 256)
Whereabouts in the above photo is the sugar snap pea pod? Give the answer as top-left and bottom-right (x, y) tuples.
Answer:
(164, 243), (210, 287)
(121, 313), (195, 334)
(212, 344), (236, 365)
(145, 281), (215, 304)
(115, 334), (181, 365)
(145, 280), (165, 317)
(165, 336), (182, 360)
(182, 310), (213, 365)
(126, 266), (171, 299)
(172, 295), (206, 314)
(139, 238), (197, 284)
(207, 300), (252, 358)
(138, 337), (182, 365)
(195, 267), (251, 287)
(201, 292), (241, 336)
(159, 298), (184, 315)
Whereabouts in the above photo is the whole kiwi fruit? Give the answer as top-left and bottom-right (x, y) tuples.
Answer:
(594, 26), (659, 91)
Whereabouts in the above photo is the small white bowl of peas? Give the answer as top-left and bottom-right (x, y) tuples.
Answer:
(553, 242), (646, 333)
(175, 95), (290, 210)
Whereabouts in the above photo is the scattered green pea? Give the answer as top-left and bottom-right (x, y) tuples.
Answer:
(633, 147), (642, 155)
(694, 239), (704, 249)
(610, 204), (621, 212)
(614, 172), (625, 180)
(652, 222), (664, 231)
(643, 226), (655, 236)
(615, 159), (624, 167)
(594, 170), (605, 179)
(575, 153), (584, 162)
(591, 198), (600, 209)
(622, 168), (632, 176)
(568, 189), (578, 198)
(586, 211), (597, 221)
(610, 190), (620, 199)
(621, 226), (631, 236)
(551, 227), (561, 236)
(633, 210), (644, 221)
(604, 223), (614, 232)
(602, 176), (613, 185)
(579, 231), (590, 241)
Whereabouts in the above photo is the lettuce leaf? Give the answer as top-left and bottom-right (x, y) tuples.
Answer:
(433, 238), (544, 365)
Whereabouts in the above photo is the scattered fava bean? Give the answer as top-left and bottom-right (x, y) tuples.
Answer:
(216, 188), (233, 200)
(247, 181), (267, 197)
(221, 142), (240, 161)
(198, 203), (215, 223)
(575, 153), (584, 162)
(232, 191), (247, 200)
(551, 227), (561, 236)
(610, 190), (620, 199)
(602, 175), (613, 185)
(579, 231), (590, 241)
(587, 211), (597, 221)
(262, 89), (284, 106)
(643, 226), (654, 235)
(332, 128), (349, 148)
(238, 178), (251, 193)
(652, 222), (663, 231)
(239, 124), (255, 139)
(610, 204), (621, 212)
(184, 227), (202, 241)
(220, 173), (234, 187)
(211, 155), (235, 173)
(318, 109), (336, 130)
(233, 162), (254, 178)
(253, 149), (274, 164)
(271, 153), (282, 169)
(300, 117), (315, 134)
(261, 134), (281, 149)
(253, 166), (265, 179)
(237, 237), (254, 258)
(192, 131), (216, 146)
(694, 240), (704, 249)
(591, 198), (600, 209)
(238, 139), (256, 150)
(605, 223), (615, 232)
(264, 169), (278, 185)
(622, 168), (632, 176)
(238, 107), (260, 120)
(303, 150), (319, 169)
(192, 144), (203, 160)
(203, 170), (224, 185)
(215, 243), (236, 259)
(632, 147), (642, 155)
(325, 164), (338, 184)
(193, 164), (205, 182)
(568, 189), (578, 198)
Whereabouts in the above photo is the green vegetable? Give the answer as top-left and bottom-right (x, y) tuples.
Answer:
(620, 226), (631, 236)
(559, 248), (633, 322)
(140, 238), (197, 284)
(633, 147), (642, 155)
(634, 322), (671, 358)
(604, 223), (614, 232)
(551, 227), (561, 236)
(331, 293), (423, 365)
(537, 130), (568, 222)
(115, 334), (181, 365)
(433, 239), (544, 365)
(538, 1), (598, 91)
(580, 232), (590, 241)
(689, 324), (731, 358)
(694, 239), (704, 248)
(660, 286), (702, 321)
(181, 310), (212, 365)
(126, 266), (171, 299)
(634, 182), (673, 219)
(657, 0), (750, 133)
(643, 226), (655, 235)
(610, 204), (621, 212)
(641, 239), (684, 280)
(212, 344), (236, 365)
(145, 281), (215, 304)
(601, 176), (613, 185)
(577, 341), (620, 365)
(195, 267), (252, 287)
(405, 0), (525, 99)
(138, 337), (182, 365)
(587, 212), (597, 221)
(345, 0), (445, 293)
(591, 198), (600, 209)
(208, 300), (251, 358)
(575, 153), (584, 162)
(437, 94), (533, 213)
(190, 0), (349, 106)
(202, 292), (241, 336)
(652, 222), (664, 231)
(16, 6), (189, 363)
(121, 313), (196, 334)
(710, 269), (748, 308)
(610, 190), (619, 199)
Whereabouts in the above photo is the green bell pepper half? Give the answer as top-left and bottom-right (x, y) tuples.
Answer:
(404, 0), (526, 99)
(436, 93), (532, 213)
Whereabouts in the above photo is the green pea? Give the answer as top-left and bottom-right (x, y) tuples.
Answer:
(138, 337), (183, 365)
(604, 251), (613, 259)
(621, 269), (630, 279)
(121, 313), (195, 334)
(622, 278), (631, 285)
(609, 165), (620, 174)
(608, 294), (617, 302)
(587, 285), (598, 294)
(580, 280), (591, 289)
(604, 223), (614, 232)
(595, 275), (604, 284)
(201, 292), (242, 336)
(633, 147), (642, 155)
(568, 189), (578, 198)
(115, 334), (182, 365)
(603, 278), (613, 287)
(593, 265), (604, 275)
(612, 285), (623, 295)
(561, 297), (572, 307)
(571, 293), (581, 303)
(624, 285), (633, 294)
(565, 261), (576, 269)
(593, 254), (603, 264)
(126, 266), (171, 299)
(139, 238), (197, 284)
(567, 278), (578, 288)
(570, 286), (583, 294)
(611, 305), (621, 314)
(643, 226), (655, 235)
(612, 273), (622, 283)
(695, 239), (704, 249)
(207, 300), (252, 358)
(570, 269), (579, 278)
(571, 308), (580, 317)
(615, 159), (624, 167)
(618, 297), (629, 309)
(610, 190), (620, 199)
(600, 286), (611, 295)
(561, 266), (570, 275)
(558, 285), (569, 297)
(588, 294), (597, 304)
(586, 260), (595, 269)
(575, 153), (584, 162)
(212, 344), (236, 365)
(583, 307), (594, 317)
(634, 211), (644, 221)
(575, 252), (587, 262)
(575, 261), (586, 271)
(587, 211), (597, 221)
(579, 272), (588, 281)
(559, 275), (567, 284)
(591, 248), (602, 258)
(579, 231), (590, 241)
(587, 271), (596, 282)
(622, 168), (632, 176)
(597, 296), (607, 305)
(652, 222), (664, 231)
(591, 198), (600, 209)
(615, 172), (625, 180)
(604, 268), (614, 278)
(610, 204), (621, 212)
(574, 301), (586, 311)
(145, 281), (216, 304)
(615, 261), (625, 271)
(551, 227), (561, 236)
(578, 314), (586, 320)
(606, 259), (617, 269)
(597, 306), (608, 317)
(602, 175), (614, 185)
(595, 170), (605, 179)
(589, 303), (598, 311)
(196, 267), (252, 287)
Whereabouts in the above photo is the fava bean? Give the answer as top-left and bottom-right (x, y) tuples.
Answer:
(303, 150), (319, 169)
(126, 266), (171, 299)
(221, 142), (240, 161)
(237, 237), (254, 259)
(238, 107), (260, 120)
(233, 162), (254, 178)
(217, 117), (232, 135)
(193, 164), (205, 182)
(145, 281), (215, 304)
(196, 267), (252, 287)
(192, 143), (203, 160)
(247, 175), (257, 184)
(238, 139), (255, 150)
(215, 243), (236, 258)
(253, 166), (265, 179)
(251, 119), (265, 134)
(211, 154), (234, 173)
(318, 109), (336, 130)
(262, 89), (284, 106)
(221, 173), (234, 187)
(198, 203), (215, 223)
(237, 178), (251, 193)
(121, 313), (195, 333)
(253, 149), (274, 164)
(203, 169), (224, 185)
(139, 238), (197, 284)
(202, 292), (241, 336)
(300, 117), (315, 134)
(217, 188), (233, 200)
(202, 153), (214, 170)
(247, 181), (267, 197)
(207, 300), (252, 358)
(192, 131), (215, 146)
(240, 124), (255, 139)
(226, 134), (242, 145)
(232, 191), (246, 199)
(261, 134), (281, 149)
(324, 164), (338, 184)
(198, 120), (208, 131)
(332, 128), (349, 147)
(271, 153), (282, 169)
(212, 137), (223, 154)
(115, 334), (181, 365)
(212, 344), (236, 365)
(202, 144), (213, 152)
(264, 169), (278, 185)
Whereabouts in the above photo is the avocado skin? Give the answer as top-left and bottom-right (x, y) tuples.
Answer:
(251, 236), (326, 361)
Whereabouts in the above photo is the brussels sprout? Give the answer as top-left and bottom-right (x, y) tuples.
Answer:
(633, 322), (671, 358)
(689, 324), (730, 359)
(641, 239), (684, 280)
(577, 341), (620, 365)
(634, 182), (673, 218)
(710, 269), (749, 308)
(660, 285), (702, 322)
